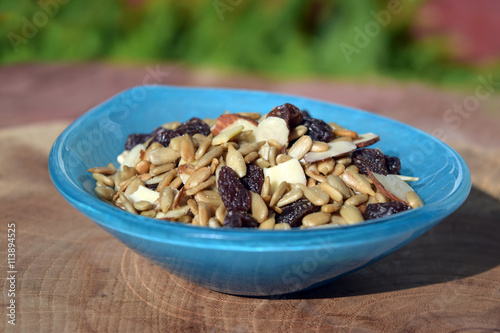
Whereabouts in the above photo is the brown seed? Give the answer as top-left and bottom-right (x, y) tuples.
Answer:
(261, 176), (271, 198)
(305, 165), (327, 183)
(208, 218), (222, 228)
(334, 129), (358, 140)
(330, 214), (347, 225)
(310, 141), (329, 153)
(150, 163), (175, 177)
(321, 202), (341, 213)
(180, 135), (196, 163)
(288, 135), (312, 160)
(254, 158), (270, 169)
(184, 177), (216, 196)
(299, 184), (330, 206)
(156, 169), (177, 192)
(93, 173), (114, 187)
(317, 158), (335, 175)
(140, 210), (157, 218)
(339, 205), (364, 224)
(133, 200), (153, 211)
(125, 178), (145, 197)
(344, 193), (368, 206)
(121, 165), (138, 180)
(195, 133), (213, 160)
(340, 169), (376, 196)
(375, 192), (390, 203)
(195, 146), (223, 170)
(251, 191), (268, 223)
(237, 111), (261, 119)
(87, 166), (116, 175)
(336, 157), (352, 166)
(198, 203), (211, 226)
(137, 173), (152, 181)
(268, 138), (283, 151)
(194, 190), (223, 209)
(346, 165), (359, 174)
(135, 160), (151, 174)
(270, 181), (288, 207)
(328, 121), (346, 131)
(119, 193), (137, 215)
(187, 199), (199, 215)
(149, 147), (180, 165)
(212, 125), (244, 145)
(268, 146), (278, 167)
(244, 151), (259, 164)
(168, 176), (183, 189)
(173, 187), (186, 208)
(276, 188), (303, 207)
(259, 217), (276, 230)
(406, 191), (424, 208)
(276, 154), (293, 164)
(94, 185), (115, 201)
(226, 145), (247, 178)
(333, 163), (346, 176)
(157, 205), (190, 220)
(169, 136), (184, 152)
(274, 223), (291, 230)
(238, 141), (266, 156)
(160, 188), (175, 213)
(289, 125), (307, 141)
(215, 204), (227, 224)
(302, 212), (331, 228)
(185, 167), (212, 190)
(145, 174), (166, 185)
(318, 182), (344, 203)
(326, 174), (351, 199)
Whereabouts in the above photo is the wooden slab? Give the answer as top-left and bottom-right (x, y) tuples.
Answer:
(0, 121), (499, 332)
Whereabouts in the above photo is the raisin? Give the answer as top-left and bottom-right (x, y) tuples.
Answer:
(300, 112), (333, 142)
(351, 148), (388, 175)
(223, 210), (259, 228)
(276, 198), (319, 228)
(124, 133), (151, 150)
(241, 164), (264, 194)
(363, 202), (411, 220)
(149, 118), (210, 147)
(174, 117), (211, 137)
(385, 156), (401, 175)
(268, 103), (303, 128)
(217, 166), (251, 212)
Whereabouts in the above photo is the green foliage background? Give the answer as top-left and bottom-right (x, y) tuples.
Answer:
(1, 0), (496, 85)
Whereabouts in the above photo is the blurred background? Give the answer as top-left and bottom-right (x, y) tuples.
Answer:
(1, 0), (499, 86)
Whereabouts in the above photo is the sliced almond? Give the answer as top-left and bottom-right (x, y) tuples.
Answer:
(303, 141), (356, 163)
(211, 113), (258, 136)
(366, 169), (413, 204)
(352, 133), (380, 148)
(249, 117), (289, 147)
(263, 158), (306, 194)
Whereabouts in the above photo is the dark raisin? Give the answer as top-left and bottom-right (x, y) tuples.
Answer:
(385, 156), (401, 175)
(217, 166), (251, 212)
(125, 133), (151, 150)
(351, 148), (388, 175)
(174, 117), (211, 137)
(150, 127), (175, 147)
(145, 183), (158, 191)
(363, 202), (411, 220)
(300, 112), (333, 142)
(276, 198), (319, 228)
(223, 210), (259, 228)
(241, 164), (264, 194)
(268, 103), (303, 128)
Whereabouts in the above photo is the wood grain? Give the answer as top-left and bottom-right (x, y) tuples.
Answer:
(1, 64), (500, 332)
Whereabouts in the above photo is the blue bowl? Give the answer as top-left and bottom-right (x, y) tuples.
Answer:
(49, 86), (471, 296)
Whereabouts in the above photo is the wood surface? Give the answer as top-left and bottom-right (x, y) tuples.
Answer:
(1, 64), (499, 332)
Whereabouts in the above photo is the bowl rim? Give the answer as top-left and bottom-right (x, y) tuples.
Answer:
(49, 85), (471, 248)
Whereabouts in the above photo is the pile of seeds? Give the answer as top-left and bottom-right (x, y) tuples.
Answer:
(88, 103), (423, 229)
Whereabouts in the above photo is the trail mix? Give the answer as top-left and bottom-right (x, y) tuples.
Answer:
(88, 103), (424, 229)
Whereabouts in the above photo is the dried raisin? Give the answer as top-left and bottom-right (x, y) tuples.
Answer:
(276, 198), (319, 227)
(241, 164), (264, 194)
(363, 202), (411, 220)
(385, 156), (401, 175)
(217, 166), (251, 212)
(351, 148), (388, 175)
(300, 112), (333, 142)
(268, 103), (303, 128)
(124, 133), (151, 150)
(150, 118), (210, 147)
(223, 210), (259, 228)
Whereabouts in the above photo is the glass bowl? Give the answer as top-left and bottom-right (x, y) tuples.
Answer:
(49, 86), (471, 296)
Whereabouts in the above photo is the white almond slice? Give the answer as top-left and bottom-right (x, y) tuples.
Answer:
(212, 125), (244, 146)
(352, 133), (380, 148)
(367, 169), (414, 204)
(127, 185), (160, 204)
(303, 141), (357, 162)
(211, 114), (258, 136)
(250, 117), (289, 147)
(396, 175), (420, 182)
(120, 143), (146, 170)
(117, 150), (129, 165)
(263, 158), (306, 193)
